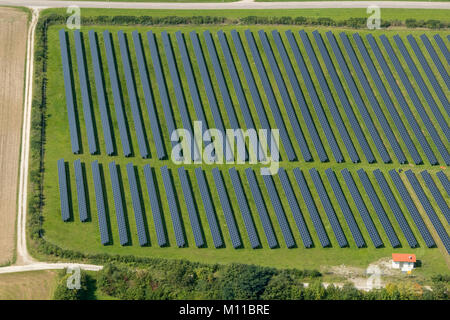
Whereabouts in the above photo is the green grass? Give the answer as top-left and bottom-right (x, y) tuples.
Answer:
(40, 20), (450, 277)
(42, 7), (450, 22)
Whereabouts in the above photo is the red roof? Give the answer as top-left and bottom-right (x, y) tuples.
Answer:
(392, 253), (416, 262)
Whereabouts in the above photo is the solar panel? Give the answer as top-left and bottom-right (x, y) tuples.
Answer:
(74, 159), (88, 222)
(341, 168), (383, 248)
(326, 31), (389, 163)
(299, 30), (359, 163)
(88, 30), (114, 156)
(131, 31), (166, 160)
(405, 170), (450, 254)
(175, 31), (214, 162)
(59, 29), (80, 154)
(309, 168), (348, 247)
(126, 163), (148, 246)
(313, 31), (374, 163)
(103, 30), (131, 157)
(353, 33), (421, 165)
(217, 30), (265, 161)
(340, 32), (406, 164)
(147, 31), (181, 161)
(178, 167), (205, 248)
(393, 35), (450, 142)
(143, 164), (167, 247)
(436, 171), (450, 197)
(204, 30), (247, 162)
(408, 35), (450, 117)
(257, 30), (311, 162)
(420, 34), (450, 90)
(161, 31), (200, 161)
(325, 168), (365, 248)
(212, 167), (242, 248)
(366, 34), (436, 165)
(91, 160), (110, 245)
(190, 31), (233, 162)
(230, 30), (279, 158)
(434, 34), (450, 64)
(357, 168), (400, 248)
(118, 31), (149, 159)
(285, 30), (343, 163)
(380, 35), (449, 165)
(373, 169), (418, 248)
(388, 169), (435, 247)
(108, 161), (129, 245)
(160, 166), (185, 247)
(245, 30), (298, 162)
(195, 168), (223, 248)
(74, 30), (97, 155)
(272, 30), (327, 162)
(57, 159), (70, 222)
(277, 168), (313, 248)
(421, 170), (450, 224)
(228, 168), (260, 248)
(262, 173), (296, 248)
(245, 168), (278, 248)
(293, 168), (330, 247)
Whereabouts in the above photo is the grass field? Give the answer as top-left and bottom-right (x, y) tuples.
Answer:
(0, 7), (28, 266)
(39, 14), (450, 277)
(0, 271), (58, 299)
(44, 7), (450, 22)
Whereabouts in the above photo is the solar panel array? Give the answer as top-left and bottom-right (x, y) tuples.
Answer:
(262, 174), (296, 248)
(59, 29), (80, 154)
(91, 160), (110, 245)
(229, 168), (260, 248)
(57, 159), (70, 222)
(293, 168), (330, 247)
(421, 171), (450, 224)
(258, 30), (311, 162)
(74, 30), (97, 155)
(246, 168), (278, 248)
(103, 30), (131, 157)
(408, 35), (450, 117)
(393, 35), (450, 144)
(195, 168), (224, 248)
(389, 169), (435, 248)
(132, 31), (166, 160)
(325, 168), (365, 248)
(405, 170), (450, 254)
(161, 166), (185, 247)
(373, 169), (417, 248)
(326, 31), (388, 164)
(341, 168), (383, 248)
(299, 30), (359, 163)
(353, 33), (421, 165)
(421, 34), (450, 90)
(212, 167), (242, 248)
(89, 31), (115, 156)
(74, 159), (88, 222)
(118, 31), (149, 159)
(434, 34), (450, 64)
(178, 167), (205, 248)
(436, 171), (450, 197)
(357, 169), (400, 248)
(108, 161), (129, 245)
(143, 165), (167, 247)
(285, 30), (342, 163)
(126, 163), (148, 246)
(277, 168), (313, 248)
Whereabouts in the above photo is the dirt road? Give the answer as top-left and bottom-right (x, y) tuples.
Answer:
(0, 7), (29, 266)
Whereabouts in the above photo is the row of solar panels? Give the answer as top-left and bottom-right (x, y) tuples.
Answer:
(60, 29), (449, 165)
(57, 161), (450, 252)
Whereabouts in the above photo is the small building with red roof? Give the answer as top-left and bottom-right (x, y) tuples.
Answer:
(392, 254), (416, 272)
